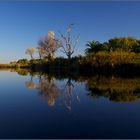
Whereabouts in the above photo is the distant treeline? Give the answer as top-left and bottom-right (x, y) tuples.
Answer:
(3, 36), (140, 76)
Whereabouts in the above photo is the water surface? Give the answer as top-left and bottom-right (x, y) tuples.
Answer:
(0, 70), (140, 138)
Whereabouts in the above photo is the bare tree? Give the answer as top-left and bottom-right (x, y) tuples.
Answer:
(25, 48), (36, 59)
(58, 24), (80, 60)
(38, 31), (62, 60)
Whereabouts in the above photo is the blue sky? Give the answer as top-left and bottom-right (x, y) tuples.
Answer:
(0, 1), (140, 63)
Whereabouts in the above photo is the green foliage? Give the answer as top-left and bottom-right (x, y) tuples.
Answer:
(132, 44), (140, 53)
(29, 59), (47, 64)
(84, 37), (140, 68)
(84, 51), (140, 66)
(85, 37), (140, 53)
(108, 37), (139, 52)
(85, 41), (102, 54)
(17, 59), (29, 64)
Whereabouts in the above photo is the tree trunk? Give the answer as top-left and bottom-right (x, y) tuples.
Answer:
(68, 54), (71, 60)
(31, 54), (33, 59)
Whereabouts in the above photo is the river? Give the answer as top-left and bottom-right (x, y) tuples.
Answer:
(0, 70), (140, 138)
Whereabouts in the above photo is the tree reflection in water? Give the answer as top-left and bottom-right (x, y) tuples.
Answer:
(24, 71), (140, 108)
(25, 73), (80, 111)
(61, 78), (74, 111)
(26, 74), (60, 106)
(37, 76), (60, 106)
(86, 76), (140, 102)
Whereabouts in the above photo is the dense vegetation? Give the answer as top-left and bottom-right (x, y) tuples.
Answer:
(85, 37), (140, 54)
(83, 37), (140, 66)
(3, 32), (140, 76)
(11, 36), (140, 76)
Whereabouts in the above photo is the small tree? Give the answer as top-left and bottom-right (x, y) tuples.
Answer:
(59, 24), (80, 60)
(38, 31), (61, 60)
(25, 48), (36, 59)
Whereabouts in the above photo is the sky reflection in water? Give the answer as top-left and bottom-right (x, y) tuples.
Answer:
(0, 71), (140, 138)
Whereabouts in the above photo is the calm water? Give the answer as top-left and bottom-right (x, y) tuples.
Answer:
(0, 70), (140, 138)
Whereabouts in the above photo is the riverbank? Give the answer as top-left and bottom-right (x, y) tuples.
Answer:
(1, 51), (140, 77)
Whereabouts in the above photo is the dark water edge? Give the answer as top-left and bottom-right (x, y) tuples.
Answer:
(1, 61), (140, 78)
(30, 63), (140, 79)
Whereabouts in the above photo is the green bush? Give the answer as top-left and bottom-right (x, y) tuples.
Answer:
(17, 59), (29, 64)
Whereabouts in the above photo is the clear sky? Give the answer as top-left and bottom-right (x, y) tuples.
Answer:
(0, 1), (140, 63)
